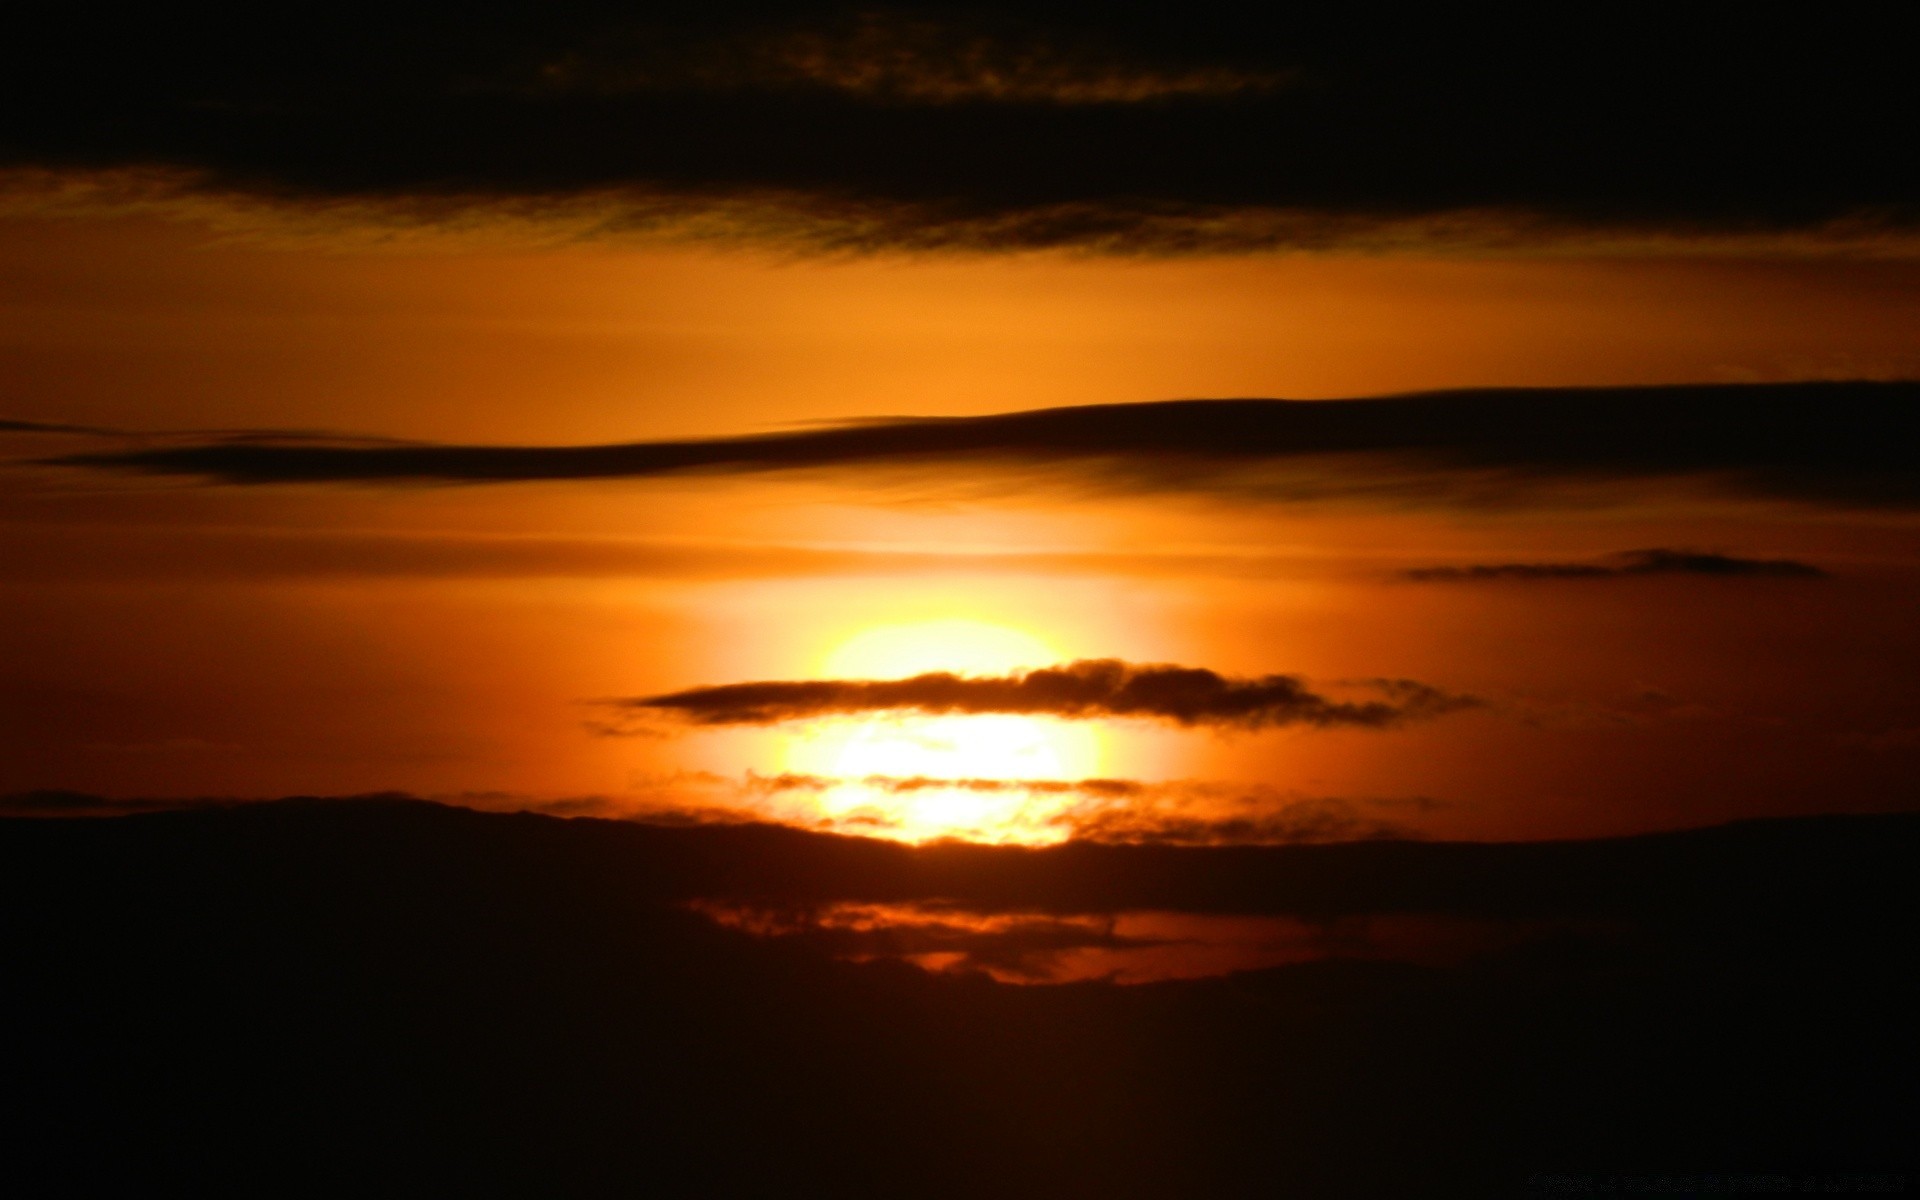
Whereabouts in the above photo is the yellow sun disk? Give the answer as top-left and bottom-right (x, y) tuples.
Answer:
(773, 618), (1112, 842)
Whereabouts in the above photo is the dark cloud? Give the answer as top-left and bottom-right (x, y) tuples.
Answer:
(691, 898), (1153, 983)
(4, 798), (1912, 1194)
(1, 5), (1912, 251)
(607, 659), (1479, 730)
(1402, 548), (1828, 582)
(8, 791), (1916, 924)
(0, 418), (120, 436)
(1054, 792), (1414, 847)
(40, 382), (1920, 509)
(688, 899), (1569, 983)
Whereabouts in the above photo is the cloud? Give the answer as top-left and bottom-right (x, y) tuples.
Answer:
(1052, 791), (1418, 847)
(40, 382), (1920, 509)
(606, 659), (1479, 730)
(1402, 548), (1828, 582)
(720, 772), (1426, 845)
(15, 792), (1914, 924)
(616, 13), (1290, 106)
(0, 7), (1912, 252)
(4, 795), (1910, 1197)
(686, 898), (1555, 983)
(0, 418), (122, 436)
(689, 898), (1159, 983)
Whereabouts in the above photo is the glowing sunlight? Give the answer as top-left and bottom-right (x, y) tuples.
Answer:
(776, 619), (1109, 842)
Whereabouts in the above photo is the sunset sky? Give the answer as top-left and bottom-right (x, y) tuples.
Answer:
(5, 3), (1917, 847)
(6, 12), (1919, 1193)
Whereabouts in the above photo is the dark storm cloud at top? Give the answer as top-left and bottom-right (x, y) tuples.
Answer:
(38, 382), (1920, 509)
(2, 3), (1913, 251)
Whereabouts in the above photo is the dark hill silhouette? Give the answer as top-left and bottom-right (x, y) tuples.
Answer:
(2, 799), (1913, 1197)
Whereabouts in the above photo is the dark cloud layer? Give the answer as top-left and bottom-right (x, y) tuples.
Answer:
(612, 659), (1477, 729)
(4, 799), (1912, 1194)
(7, 792), (1914, 925)
(2, 5), (1913, 251)
(1403, 548), (1827, 582)
(40, 382), (1920, 509)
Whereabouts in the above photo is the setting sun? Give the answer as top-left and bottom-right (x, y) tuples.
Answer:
(770, 618), (1108, 841)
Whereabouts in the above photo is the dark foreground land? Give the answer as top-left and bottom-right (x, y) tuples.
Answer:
(2, 799), (1913, 1197)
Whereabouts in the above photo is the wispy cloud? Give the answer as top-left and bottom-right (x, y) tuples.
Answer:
(605, 659), (1479, 730)
(0, 418), (123, 436)
(1401, 548), (1827, 582)
(38, 382), (1920, 510)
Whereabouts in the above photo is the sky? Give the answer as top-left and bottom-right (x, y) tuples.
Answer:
(4, 2), (1918, 846)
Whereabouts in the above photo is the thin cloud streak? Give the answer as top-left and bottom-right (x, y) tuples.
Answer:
(608, 659), (1480, 730)
(40, 383), (1920, 509)
(1401, 548), (1828, 582)
(0, 418), (124, 437)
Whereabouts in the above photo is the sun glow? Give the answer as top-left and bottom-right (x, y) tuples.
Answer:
(776, 618), (1110, 843)
(816, 618), (1061, 679)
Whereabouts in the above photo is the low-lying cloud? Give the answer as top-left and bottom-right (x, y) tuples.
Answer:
(729, 772), (1426, 845)
(1402, 548), (1828, 582)
(608, 659), (1479, 730)
(37, 383), (1920, 509)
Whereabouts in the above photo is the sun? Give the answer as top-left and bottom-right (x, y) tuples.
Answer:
(776, 618), (1107, 842)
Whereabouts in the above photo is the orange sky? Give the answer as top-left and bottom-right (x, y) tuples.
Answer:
(4, 208), (1919, 842)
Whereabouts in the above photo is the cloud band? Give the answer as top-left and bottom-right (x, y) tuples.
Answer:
(37, 383), (1920, 509)
(609, 659), (1479, 729)
(1401, 548), (1827, 582)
